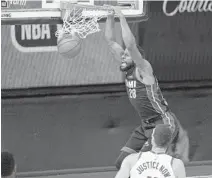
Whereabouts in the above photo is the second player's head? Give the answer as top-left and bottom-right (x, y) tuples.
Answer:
(151, 124), (172, 149)
(1, 152), (16, 178)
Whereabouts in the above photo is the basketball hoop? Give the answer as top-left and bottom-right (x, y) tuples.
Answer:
(55, 2), (114, 39)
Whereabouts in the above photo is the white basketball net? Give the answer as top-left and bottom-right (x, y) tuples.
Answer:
(55, 5), (113, 39)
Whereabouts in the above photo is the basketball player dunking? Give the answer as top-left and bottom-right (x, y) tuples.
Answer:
(115, 124), (186, 178)
(105, 6), (190, 169)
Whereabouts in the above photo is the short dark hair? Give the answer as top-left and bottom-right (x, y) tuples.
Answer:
(1, 152), (15, 177)
(153, 124), (173, 148)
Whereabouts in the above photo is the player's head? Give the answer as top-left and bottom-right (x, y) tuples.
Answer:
(151, 124), (172, 149)
(120, 49), (134, 72)
(1, 152), (16, 178)
(120, 45), (145, 72)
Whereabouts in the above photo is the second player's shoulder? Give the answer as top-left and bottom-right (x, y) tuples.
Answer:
(125, 153), (140, 161)
(171, 157), (186, 177)
(122, 153), (140, 167)
(172, 157), (184, 165)
(172, 157), (185, 168)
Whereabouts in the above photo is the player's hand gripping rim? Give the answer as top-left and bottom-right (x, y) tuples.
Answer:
(111, 6), (124, 17)
(103, 4), (116, 16)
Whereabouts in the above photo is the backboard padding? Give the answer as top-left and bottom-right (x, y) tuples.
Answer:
(1, 0), (148, 25)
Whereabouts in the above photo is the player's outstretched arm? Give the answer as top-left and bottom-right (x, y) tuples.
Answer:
(113, 6), (153, 74)
(105, 11), (116, 42)
(105, 12), (124, 62)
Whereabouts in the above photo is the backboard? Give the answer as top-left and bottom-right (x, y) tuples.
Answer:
(1, 0), (148, 25)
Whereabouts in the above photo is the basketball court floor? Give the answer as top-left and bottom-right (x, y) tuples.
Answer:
(2, 89), (212, 177)
(17, 164), (212, 178)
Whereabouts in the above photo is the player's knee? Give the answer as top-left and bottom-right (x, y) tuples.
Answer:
(175, 129), (190, 163)
(115, 151), (130, 170)
(178, 130), (189, 150)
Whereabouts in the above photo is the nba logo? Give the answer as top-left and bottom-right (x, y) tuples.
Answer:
(1, 0), (9, 8)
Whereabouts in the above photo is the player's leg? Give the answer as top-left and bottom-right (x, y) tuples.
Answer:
(173, 120), (190, 163)
(115, 125), (148, 169)
(140, 119), (164, 152)
(165, 112), (190, 163)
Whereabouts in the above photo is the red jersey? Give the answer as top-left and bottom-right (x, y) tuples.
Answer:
(125, 67), (169, 122)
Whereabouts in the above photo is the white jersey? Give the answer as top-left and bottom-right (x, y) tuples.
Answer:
(130, 151), (175, 178)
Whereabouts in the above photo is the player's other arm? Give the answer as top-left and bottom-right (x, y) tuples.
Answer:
(172, 158), (186, 178)
(105, 12), (124, 62)
(115, 153), (139, 178)
(113, 7), (153, 75)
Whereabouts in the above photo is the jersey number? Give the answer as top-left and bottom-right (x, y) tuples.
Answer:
(129, 89), (136, 98)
